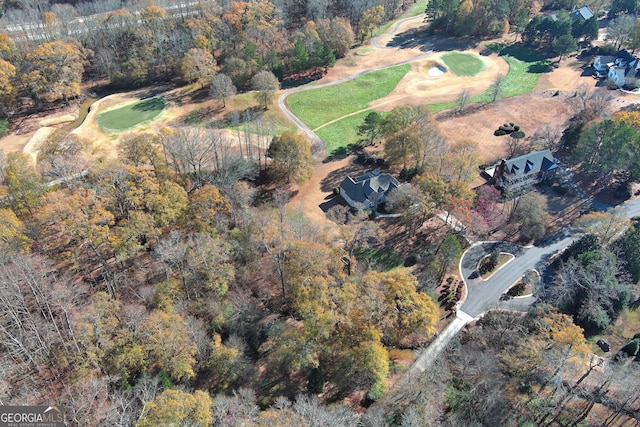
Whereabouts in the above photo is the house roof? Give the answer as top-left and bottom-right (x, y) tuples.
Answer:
(570, 5), (594, 21)
(505, 149), (558, 176)
(488, 149), (558, 178)
(339, 170), (399, 206)
(615, 49), (634, 64)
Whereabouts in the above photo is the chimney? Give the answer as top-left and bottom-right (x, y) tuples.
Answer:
(495, 159), (507, 179)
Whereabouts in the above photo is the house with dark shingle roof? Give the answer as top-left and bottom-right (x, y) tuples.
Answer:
(485, 150), (559, 195)
(606, 50), (640, 87)
(338, 169), (400, 210)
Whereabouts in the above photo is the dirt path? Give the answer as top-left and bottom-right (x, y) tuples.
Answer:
(288, 156), (354, 234)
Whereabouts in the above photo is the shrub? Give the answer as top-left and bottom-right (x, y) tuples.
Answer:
(509, 122), (514, 126)
(0, 119), (8, 137)
(614, 182), (632, 200)
(511, 130), (525, 139)
(620, 338), (639, 358)
(494, 129), (507, 136)
(507, 282), (527, 297)
(513, 125), (520, 131)
(552, 185), (568, 195)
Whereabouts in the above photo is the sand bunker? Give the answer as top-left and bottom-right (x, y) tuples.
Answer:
(428, 66), (446, 77)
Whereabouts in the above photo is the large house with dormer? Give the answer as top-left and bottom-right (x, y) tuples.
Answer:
(484, 150), (559, 196)
(594, 50), (640, 87)
(338, 169), (400, 210)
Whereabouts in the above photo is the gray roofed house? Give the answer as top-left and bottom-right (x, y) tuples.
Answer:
(606, 50), (640, 87)
(485, 149), (559, 196)
(569, 5), (594, 21)
(339, 169), (400, 210)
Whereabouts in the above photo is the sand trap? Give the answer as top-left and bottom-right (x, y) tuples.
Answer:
(23, 126), (53, 164)
(39, 114), (75, 127)
(428, 66), (446, 77)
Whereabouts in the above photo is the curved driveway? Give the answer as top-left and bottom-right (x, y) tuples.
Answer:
(459, 234), (574, 317)
(402, 197), (640, 383)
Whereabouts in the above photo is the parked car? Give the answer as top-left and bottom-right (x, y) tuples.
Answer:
(597, 339), (611, 352)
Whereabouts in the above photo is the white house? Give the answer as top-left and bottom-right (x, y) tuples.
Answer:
(593, 55), (614, 72)
(604, 50), (640, 87)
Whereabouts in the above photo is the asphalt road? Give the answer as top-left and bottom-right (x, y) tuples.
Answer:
(460, 197), (640, 318)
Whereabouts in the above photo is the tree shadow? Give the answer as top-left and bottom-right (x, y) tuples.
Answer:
(319, 155), (383, 193)
(385, 28), (478, 53)
(527, 60), (553, 73)
(222, 107), (265, 126)
(131, 96), (166, 112)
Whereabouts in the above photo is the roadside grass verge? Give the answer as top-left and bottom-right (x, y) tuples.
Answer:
(441, 51), (484, 76)
(97, 96), (166, 132)
(286, 64), (410, 130)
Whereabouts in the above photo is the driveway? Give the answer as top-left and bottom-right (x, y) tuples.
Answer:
(459, 234), (575, 317)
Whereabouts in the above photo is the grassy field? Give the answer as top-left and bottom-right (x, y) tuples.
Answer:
(477, 44), (550, 101)
(286, 64), (410, 130)
(374, 1), (426, 36)
(441, 52), (484, 77)
(310, 43), (549, 152)
(97, 96), (166, 132)
(315, 111), (371, 154)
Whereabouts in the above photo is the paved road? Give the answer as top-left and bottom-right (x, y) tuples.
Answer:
(459, 234), (575, 316)
(394, 197), (640, 381)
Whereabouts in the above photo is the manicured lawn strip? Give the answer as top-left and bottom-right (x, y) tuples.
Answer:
(315, 111), (371, 154)
(441, 52), (484, 77)
(97, 96), (166, 132)
(286, 64), (410, 130)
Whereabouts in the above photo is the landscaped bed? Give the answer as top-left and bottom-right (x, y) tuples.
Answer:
(506, 269), (539, 297)
(97, 96), (167, 132)
(478, 250), (514, 279)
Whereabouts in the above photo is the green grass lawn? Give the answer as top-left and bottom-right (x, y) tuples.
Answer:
(315, 111), (371, 154)
(97, 96), (167, 132)
(286, 64), (410, 130)
(311, 43), (549, 153)
(441, 51), (485, 77)
(479, 43), (551, 100)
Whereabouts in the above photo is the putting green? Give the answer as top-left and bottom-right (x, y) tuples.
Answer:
(441, 52), (484, 77)
(97, 96), (167, 132)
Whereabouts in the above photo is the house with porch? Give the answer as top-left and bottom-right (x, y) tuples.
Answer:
(338, 169), (400, 210)
(484, 149), (559, 196)
(596, 49), (640, 87)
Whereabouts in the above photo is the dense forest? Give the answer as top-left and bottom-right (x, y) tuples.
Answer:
(0, 0), (406, 121)
(1, 0), (640, 426)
